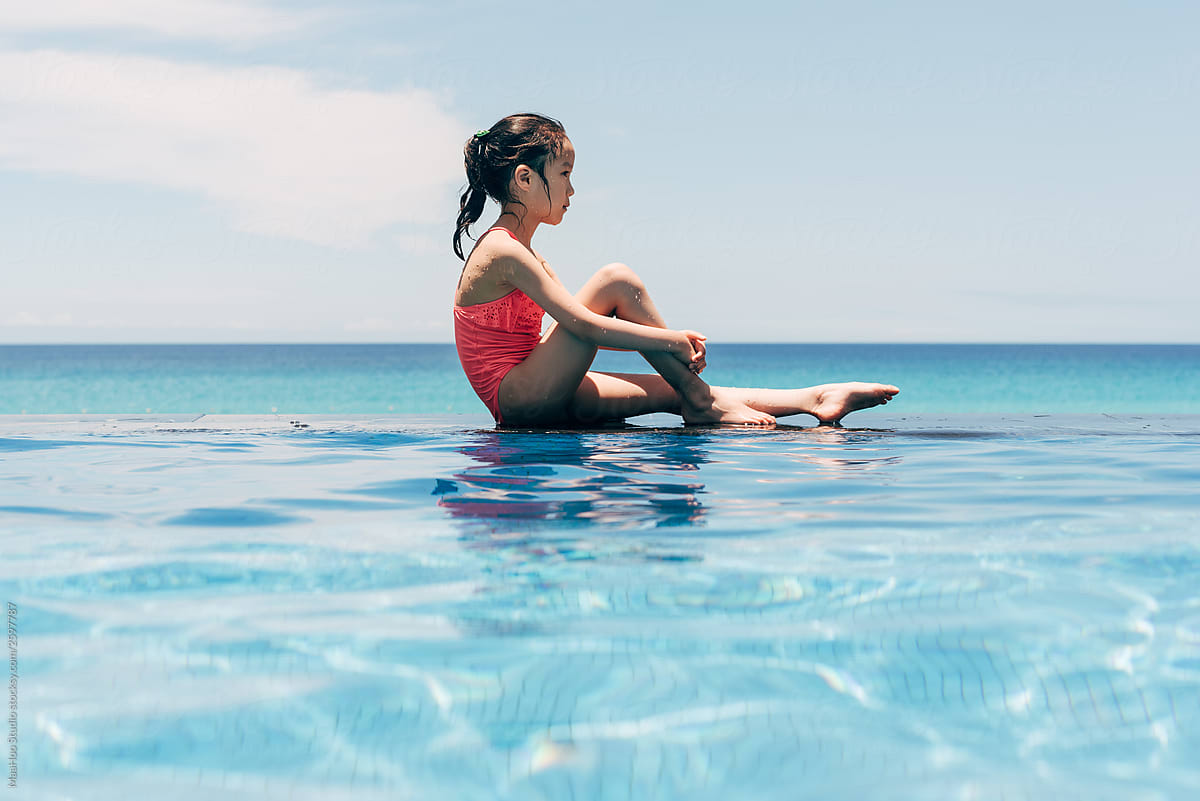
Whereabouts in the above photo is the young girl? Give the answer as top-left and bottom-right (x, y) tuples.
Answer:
(453, 113), (898, 427)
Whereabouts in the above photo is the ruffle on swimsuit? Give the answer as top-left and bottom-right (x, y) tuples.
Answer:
(453, 228), (545, 423)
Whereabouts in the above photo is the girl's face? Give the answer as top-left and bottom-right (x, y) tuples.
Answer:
(523, 139), (575, 226)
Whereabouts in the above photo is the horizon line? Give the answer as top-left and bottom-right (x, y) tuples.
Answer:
(3, 341), (1200, 347)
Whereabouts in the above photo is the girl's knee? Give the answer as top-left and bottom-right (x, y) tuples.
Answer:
(596, 262), (643, 289)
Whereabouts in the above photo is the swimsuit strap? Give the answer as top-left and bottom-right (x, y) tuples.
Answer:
(483, 226), (520, 241)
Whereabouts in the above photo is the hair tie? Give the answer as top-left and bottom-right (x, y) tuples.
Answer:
(474, 129), (489, 138)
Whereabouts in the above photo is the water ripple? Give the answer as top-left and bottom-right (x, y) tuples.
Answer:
(4, 416), (1200, 799)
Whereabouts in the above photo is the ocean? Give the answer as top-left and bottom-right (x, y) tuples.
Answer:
(2, 343), (1199, 416)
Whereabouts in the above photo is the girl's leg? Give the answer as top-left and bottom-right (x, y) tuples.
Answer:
(563, 266), (898, 422)
(499, 263), (772, 425)
(570, 264), (774, 424)
(698, 382), (898, 424)
(576, 376), (898, 424)
(568, 265), (898, 422)
(570, 371), (682, 420)
(500, 263), (898, 424)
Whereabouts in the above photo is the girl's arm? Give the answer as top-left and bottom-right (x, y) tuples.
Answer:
(533, 256), (629, 351)
(497, 246), (699, 362)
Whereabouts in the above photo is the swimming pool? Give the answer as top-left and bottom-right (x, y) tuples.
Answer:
(2, 413), (1198, 799)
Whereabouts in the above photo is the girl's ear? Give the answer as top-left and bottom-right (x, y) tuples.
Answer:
(512, 164), (532, 190)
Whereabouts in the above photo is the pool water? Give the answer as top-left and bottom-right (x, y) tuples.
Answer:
(2, 413), (1199, 799)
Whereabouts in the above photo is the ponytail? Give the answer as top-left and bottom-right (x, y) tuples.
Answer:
(451, 113), (567, 261)
(453, 186), (487, 261)
(453, 135), (489, 260)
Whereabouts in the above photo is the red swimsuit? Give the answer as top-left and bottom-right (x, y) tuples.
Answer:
(453, 228), (545, 423)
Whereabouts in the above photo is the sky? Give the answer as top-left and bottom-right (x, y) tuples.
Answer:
(2, 0), (1197, 343)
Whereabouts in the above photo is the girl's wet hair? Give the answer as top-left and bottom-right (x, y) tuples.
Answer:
(453, 112), (567, 260)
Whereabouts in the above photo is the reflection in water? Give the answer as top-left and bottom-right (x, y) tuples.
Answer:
(437, 429), (717, 639)
(437, 426), (907, 534)
(437, 429), (711, 529)
(434, 425), (907, 642)
(769, 425), (905, 476)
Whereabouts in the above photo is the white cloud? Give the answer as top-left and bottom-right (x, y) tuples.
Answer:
(0, 49), (464, 248)
(0, 0), (321, 43)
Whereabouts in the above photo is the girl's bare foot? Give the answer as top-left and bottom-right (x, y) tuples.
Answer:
(683, 387), (776, 427)
(809, 382), (899, 425)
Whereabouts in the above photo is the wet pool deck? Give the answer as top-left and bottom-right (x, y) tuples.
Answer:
(1, 413), (1198, 444)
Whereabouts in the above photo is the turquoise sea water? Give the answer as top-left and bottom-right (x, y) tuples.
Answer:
(2, 344), (1199, 415)
(2, 346), (1199, 798)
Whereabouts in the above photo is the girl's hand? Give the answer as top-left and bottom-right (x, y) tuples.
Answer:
(677, 330), (707, 374)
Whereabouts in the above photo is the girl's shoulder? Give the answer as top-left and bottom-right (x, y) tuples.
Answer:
(466, 227), (525, 264)
(469, 228), (545, 273)
(472, 226), (525, 255)
(457, 229), (533, 305)
(480, 226), (520, 243)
